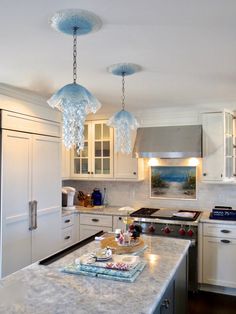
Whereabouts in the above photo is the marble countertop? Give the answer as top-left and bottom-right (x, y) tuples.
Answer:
(200, 211), (236, 225)
(0, 235), (190, 314)
(62, 205), (135, 217)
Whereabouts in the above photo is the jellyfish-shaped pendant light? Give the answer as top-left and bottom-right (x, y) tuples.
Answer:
(107, 63), (141, 154)
(47, 9), (102, 151)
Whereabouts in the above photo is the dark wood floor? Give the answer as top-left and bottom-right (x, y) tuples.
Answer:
(188, 291), (236, 314)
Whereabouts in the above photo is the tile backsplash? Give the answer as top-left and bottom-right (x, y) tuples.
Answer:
(63, 159), (236, 211)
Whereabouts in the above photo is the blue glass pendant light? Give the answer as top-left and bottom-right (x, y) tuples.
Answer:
(107, 63), (141, 154)
(47, 9), (102, 151)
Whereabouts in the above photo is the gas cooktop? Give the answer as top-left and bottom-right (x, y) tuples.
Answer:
(130, 207), (201, 221)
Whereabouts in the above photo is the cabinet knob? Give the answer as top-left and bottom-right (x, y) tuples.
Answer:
(91, 171), (94, 175)
(221, 239), (231, 244)
(133, 172), (137, 175)
(64, 236), (71, 240)
(161, 299), (170, 309)
(221, 174), (223, 178)
(87, 171), (90, 174)
(203, 173), (207, 176)
(220, 229), (230, 233)
(64, 219), (71, 223)
(118, 217), (122, 221)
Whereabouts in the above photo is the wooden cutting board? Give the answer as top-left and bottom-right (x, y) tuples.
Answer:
(100, 236), (145, 254)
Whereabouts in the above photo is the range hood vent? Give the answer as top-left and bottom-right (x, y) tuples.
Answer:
(133, 125), (202, 158)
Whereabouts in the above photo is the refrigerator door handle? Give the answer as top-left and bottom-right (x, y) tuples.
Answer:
(29, 201), (34, 230)
(32, 200), (38, 230)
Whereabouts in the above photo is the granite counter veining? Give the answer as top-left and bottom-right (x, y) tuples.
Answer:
(0, 235), (190, 314)
(62, 205), (135, 217)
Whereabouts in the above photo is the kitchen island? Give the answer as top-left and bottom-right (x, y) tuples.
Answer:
(0, 235), (190, 314)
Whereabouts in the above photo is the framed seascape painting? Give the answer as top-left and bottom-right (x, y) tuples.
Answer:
(150, 166), (197, 200)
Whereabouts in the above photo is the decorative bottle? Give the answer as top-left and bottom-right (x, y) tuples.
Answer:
(92, 188), (102, 206)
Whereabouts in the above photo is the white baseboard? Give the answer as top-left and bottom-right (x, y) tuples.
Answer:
(199, 284), (236, 296)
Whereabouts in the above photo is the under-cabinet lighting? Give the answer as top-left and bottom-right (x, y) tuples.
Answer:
(148, 158), (159, 166)
(188, 158), (200, 166)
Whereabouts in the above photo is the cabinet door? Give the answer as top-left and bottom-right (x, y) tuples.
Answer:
(70, 121), (114, 179)
(154, 279), (174, 314)
(80, 225), (112, 241)
(62, 143), (71, 179)
(92, 121), (113, 178)
(113, 216), (127, 231)
(1, 130), (32, 277)
(71, 123), (92, 178)
(202, 113), (224, 180)
(225, 112), (234, 178)
(114, 131), (144, 180)
(31, 135), (61, 262)
(203, 236), (236, 288)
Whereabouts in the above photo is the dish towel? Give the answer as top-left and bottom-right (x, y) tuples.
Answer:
(61, 261), (146, 283)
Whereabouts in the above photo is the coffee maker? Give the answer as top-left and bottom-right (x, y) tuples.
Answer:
(62, 187), (76, 208)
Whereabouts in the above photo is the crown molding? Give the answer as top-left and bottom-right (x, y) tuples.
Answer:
(0, 83), (48, 107)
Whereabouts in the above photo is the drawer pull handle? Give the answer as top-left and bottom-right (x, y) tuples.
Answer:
(221, 239), (231, 244)
(92, 218), (99, 222)
(64, 236), (71, 240)
(221, 229), (230, 233)
(64, 219), (71, 223)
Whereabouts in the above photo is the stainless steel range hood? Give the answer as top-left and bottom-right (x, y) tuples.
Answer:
(133, 125), (202, 158)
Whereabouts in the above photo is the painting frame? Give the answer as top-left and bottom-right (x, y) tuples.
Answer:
(150, 166), (197, 200)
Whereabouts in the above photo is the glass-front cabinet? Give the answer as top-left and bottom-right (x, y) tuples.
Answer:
(202, 110), (235, 182)
(71, 121), (113, 178)
(225, 112), (234, 178)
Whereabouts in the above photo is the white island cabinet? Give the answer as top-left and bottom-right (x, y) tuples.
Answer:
(0, 110), (61, 277)
(202, 223), (236, 288)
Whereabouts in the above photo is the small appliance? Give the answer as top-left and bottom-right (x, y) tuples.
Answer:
(62, 186), (76, 208)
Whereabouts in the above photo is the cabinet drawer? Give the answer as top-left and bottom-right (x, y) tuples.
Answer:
(80, 225), (112, 241)
(203, 223), (236, 238)
(61, 227), (74, 247)
(61, 214), (74, 229)
(80, 214), (112, 227)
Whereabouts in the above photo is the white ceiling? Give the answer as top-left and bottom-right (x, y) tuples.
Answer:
(1, 0), (236, 114)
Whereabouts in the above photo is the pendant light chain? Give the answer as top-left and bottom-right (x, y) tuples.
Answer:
(121, 72), (126, 110)
(73, 27), (78, 83)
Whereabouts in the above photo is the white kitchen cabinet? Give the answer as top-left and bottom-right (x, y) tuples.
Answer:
(61, 212), (80, 247)
(61, 213), (78, 249)
(62, 144), (71, 179)
(202, 223), (236, 288)
(71, 121), (114, 179)
(79, 213), (112, 241)
(1, 114), (61, 277)
(202, 111), (235, 182)
(114, 131), (144, 180)
(112, 215), (127, 231)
